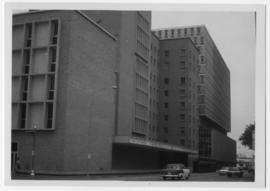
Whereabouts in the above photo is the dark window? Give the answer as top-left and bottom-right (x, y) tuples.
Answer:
(180, 114), (185, 120)
(200, 75), (204, 83)
(158, 31), (161, 37)
(20, 103), (26, 129)
(190, 28), (194, 35)
(177, 29), (181, 36)
(164, 115), (168, 121)
(164, 30), (168, 38)
(12, 142), (18, 152)
(51, 48), (56, 62)
(164, 78), (169, 84)
(194, 37), (197, 44)
(180, 49), (186, 56)
(25, 24), (32, 47)
(23, 50), (30, 74)
(164, 102), (168, 108)
(180, 77), (185, 84)
(171, 30), (174, 37)
(164, 50), (169, 57)
(48, 76), (55, 100)
(184, 28), (187, 36)
(180, 139), (185, 146)
(200, 37), (204, 44)
(197, 27), (201, 35)
(47, 103), (53, 129)
(164, 127), (168, 133)
(52, 20), (58, 36)
(180, 101), (185, 108)
(22, 77), (28, 101)
(180, 61), (185, 69)
(164, 90), (168, 96)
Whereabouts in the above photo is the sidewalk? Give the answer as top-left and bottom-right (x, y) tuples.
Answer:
(15, 169), (164, 176)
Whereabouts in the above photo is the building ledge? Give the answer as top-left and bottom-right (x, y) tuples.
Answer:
(113, 136), (198, 154)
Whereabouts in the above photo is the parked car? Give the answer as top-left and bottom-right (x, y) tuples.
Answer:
(227, 167), (243, 177)
(217, 166), (230, 175)
(161, 163), (190, 180)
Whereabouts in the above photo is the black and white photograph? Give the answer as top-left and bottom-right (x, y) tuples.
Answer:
(1, 0), (268, 190)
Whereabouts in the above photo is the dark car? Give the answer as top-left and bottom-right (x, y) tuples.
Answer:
(217, 166), (230, 175)
(227, 167), (243, 178)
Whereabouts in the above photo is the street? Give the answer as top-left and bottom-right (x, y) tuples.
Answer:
(13, 171), (254, 182)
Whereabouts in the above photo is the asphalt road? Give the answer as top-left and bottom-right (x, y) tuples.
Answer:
(13, 171), (254, 182)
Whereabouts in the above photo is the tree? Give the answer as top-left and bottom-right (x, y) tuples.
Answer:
(239, 123), (255, 150)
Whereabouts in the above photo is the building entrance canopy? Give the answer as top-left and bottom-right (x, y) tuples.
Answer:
(113, 136), (198, 154)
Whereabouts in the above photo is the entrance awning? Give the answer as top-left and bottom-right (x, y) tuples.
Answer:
(113, 136), (198, 154)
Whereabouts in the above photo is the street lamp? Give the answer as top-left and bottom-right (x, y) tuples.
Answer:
(87, 85), (117, 173)
(27, 124), (37, 176)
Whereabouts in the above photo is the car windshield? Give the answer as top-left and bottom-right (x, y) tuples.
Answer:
(165, 164), (184, 170)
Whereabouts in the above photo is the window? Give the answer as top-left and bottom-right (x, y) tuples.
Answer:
(200, 56), (204, 63)
(180, 139), (185, 146)
(164, 50), (169, 57)
(50, 48), (57, 72)
(164, 127), (168, 133)
(164, 115), (168, 121)
(164, 78), (169, 84)
(181, 130), (185, 135)
(180, 101), (185, 108)
(194, 37), (197, 44)
(180, 89), (185, 95)
(164, 61), (169, 65)
(197, 27), (201, 35)
(164, 30), (168, 38)
(199, 95), (205, 104)
(158, 31), (162, 38)
(190, 28), (194, 35)
(23, 50), (30, 74)
(180, 114), (185, 120)
(164, 90), (168, 96)
(200, 36), (204, 45)
(171, 30), (174, 38)
(177, 29), (181, 36)
(51, 20), (59, 45)
(180, 61), (185, 69)
(47, 103), (53, 129)
(180, 77), (185, 84)
(180, 49), (186, 56)
(20, 103), (26, 129)
(200, 75), (204, 83)
(22, 77), (28, 101)
(48, 76), (55, 100)
(25, 23), (32, 47)
(164, 102), (168, 108)
(184, 28), (187, 36)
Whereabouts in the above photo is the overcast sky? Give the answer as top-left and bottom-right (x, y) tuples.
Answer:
(152, 11), (255, 156)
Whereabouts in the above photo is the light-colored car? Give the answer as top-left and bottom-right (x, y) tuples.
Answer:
(217, 166), (230, 175)
(161, 163), (191, 180)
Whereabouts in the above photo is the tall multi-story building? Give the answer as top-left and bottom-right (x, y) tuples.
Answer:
(12, 10), (199, 174)
(154, 26), (236, 171)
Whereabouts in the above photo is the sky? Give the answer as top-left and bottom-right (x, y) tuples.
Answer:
(152, 11), (256, 156)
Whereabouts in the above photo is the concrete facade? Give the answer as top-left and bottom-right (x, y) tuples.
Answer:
(153, 26), (236, 171)
(12, 10), (117, 173)
(12, 11), (235, 173)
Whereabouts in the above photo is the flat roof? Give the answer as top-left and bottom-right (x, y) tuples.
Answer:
(113, 136), (198, 154)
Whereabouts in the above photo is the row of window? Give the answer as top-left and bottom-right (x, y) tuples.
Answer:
(18, 102), (54, 129)
(22, 20), (59, 48)
(157, 27), (201, 39)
